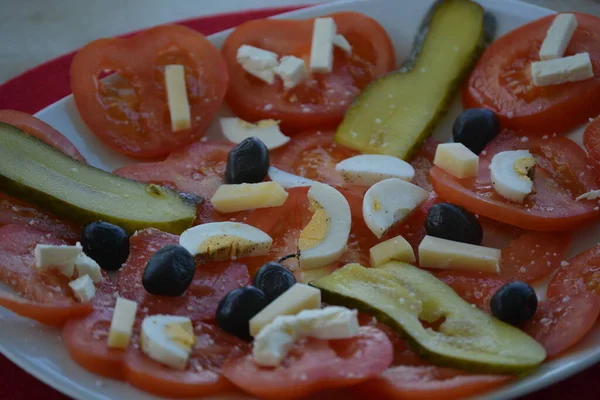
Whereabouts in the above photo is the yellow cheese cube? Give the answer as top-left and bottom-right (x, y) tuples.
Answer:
(211, 182), (289, 213)
(249, 283), (321, 336)
(107, 297), (138, 349)
(418, 235), (501, 273)
(165, 64), (191, 132)
(298, 266), (332, 284)
(433, 143), (479, 179)
(370, 235), (416, 267)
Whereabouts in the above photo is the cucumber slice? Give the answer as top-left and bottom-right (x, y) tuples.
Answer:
(0, 123), (196, 234)
(311, 262), (546, 374)
(335, 0), (495, 160)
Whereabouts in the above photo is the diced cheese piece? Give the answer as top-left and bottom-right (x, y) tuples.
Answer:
(220, 118), (290, 150)
(418, 235), (501, 273)
(274, 56), (309, 89)
(298, 266), (332, 284)
(249, 283), (321, 336)
(237, 45), (279, 84)
(141, 315), (196, 370)
(309, 18), (336, 73)
(490, 150), (535, 203)
(164, 65), (191, 132)
(253, 306), (358, 366)
(333, 34), (352, 54)
(577, 189), (600, 201)
(268, 166), (316, 188)
(335, 154), (415, 185)
(211, 182), (289, 213)
(434, 143), (479, 179)
(363, 178), (429, 239)
(299, 183), (351, 269)
(370, 235), (416, 267)
(74, 253), (102, 282)
(179, 222), (272, 260)
(531, 53), (593, 87)
(539, 14), (578, 60)
(68, 275), (96, 302)
(108, 297), (138, 349)
(34, 242), (82, 277)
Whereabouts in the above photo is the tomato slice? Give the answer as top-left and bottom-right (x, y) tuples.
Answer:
(430, 131), (600, 231)
(222, 12), (395, 132)
(221, 326), (393, 400)
(464, 13), (600, 135)
(0, 292), (92, 327)
(0, 110), (86, 163)
(411, 138), (439, 192)
(114, 141), (231, 200)
(124, 322), (248, 398)
(117, 228), (250, 322)
(583, 116), (600, 166)
(71, 25), (228, 158)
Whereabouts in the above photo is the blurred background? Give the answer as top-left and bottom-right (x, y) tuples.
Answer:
(0, 0), (597, 84)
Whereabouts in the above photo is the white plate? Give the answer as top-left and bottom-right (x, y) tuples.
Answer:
(1, 0), (599, 399)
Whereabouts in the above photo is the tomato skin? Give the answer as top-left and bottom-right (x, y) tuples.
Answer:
(464, 13), (600, 135)
(222, 12), (395, 132)
(71, 25), (228, 159)
(583, 116), (600, 166)
(0, 292), (92, 327)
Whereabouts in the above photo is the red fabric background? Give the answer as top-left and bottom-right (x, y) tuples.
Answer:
(0, 5), (597, 400)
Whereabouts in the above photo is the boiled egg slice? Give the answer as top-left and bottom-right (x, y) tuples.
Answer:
(141, 315), (196, 370)
(267, 167), (316, 189)
(490, 150), (535, 203)
(220, 118), (290, 150)
(299, 182), (351, 270)
(335, 154), (415, 185)
(179, 222), (272, 260)
(363, 178), (429, 239)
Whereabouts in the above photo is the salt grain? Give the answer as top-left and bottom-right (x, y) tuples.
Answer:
(560, 261), (570, 267)
(520, 136), (529, 143)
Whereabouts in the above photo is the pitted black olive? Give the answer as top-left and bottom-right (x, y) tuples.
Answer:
(81, 221), (130, 271)
(453, 108), (500, 154)
(216, 286), (269, 340)
(225, 137), (269, 184)
(142, 245), (195, 297)
(253, 262), (297, 302)
(491, 281), (538, 325)
(425, 203), (483, 245)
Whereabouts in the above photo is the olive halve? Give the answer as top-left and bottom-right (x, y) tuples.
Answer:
(81, 221), (130, 271)
(425, 203), (483, 245)
(225, 137), (269, 184)
(216, 286), (269, 340)
(452, 108), (500, 154)
(491, 281), (538, 326)
(142, 245), (195, 297)
(253, 262), (297, 302)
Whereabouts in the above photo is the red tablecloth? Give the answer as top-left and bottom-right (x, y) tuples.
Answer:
(0, 5), (597, 400)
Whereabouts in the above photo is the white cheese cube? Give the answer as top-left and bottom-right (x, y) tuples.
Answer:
(309, 18), (336, 73)
(434, 143), (479, 179)
(74, 253), (102, 283)
(531, 53), (594, 87)
(34, 243), (82, 277)
(370, 235), (416, 267)
(418, 235), (501, 274)
(274, 56), (309, 89)
(164, 65), (191, 132)
(68, 275), (96, 302)
(333, 34), (352, 54)
(237, 45), (279, 84)
(249, 283), (321, 336)
(220, 118), (290, 150)
(141, 315), (196, 370)
(210, 182), (289, 213)
(539, 14), (578, 60)
(298, 266), (331, 284)
(108, 297), (138, 349)
(294, 306), (359, 339)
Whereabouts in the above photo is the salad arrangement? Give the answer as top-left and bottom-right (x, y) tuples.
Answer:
(1, 0), (600, 399)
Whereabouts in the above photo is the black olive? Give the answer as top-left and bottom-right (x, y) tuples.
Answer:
(253, 262), (296, 302)
(490, 281), (538, 325)
(81, 221), (130, 271)
(142, 245), (195, 297)
(425, 203), (483, 245)
(216, 286), (268, 340)
(225, 137), (269, 184)
(453, 108), (501, 154)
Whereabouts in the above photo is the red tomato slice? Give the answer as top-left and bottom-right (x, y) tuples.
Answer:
(124, 322), (248, 398)
(222, 326), (393, 400)
(0, 110), (86, 163)
(71, 25), (228, 159)
(430, 131), (600, 231)
(464, 13), (600, 135)
(583, 116), (600, 166)
(117, 228), (250, 322)
(436, 271), (505, 313)
(0, 292), (92, 327)
(222, 12), (395, 132)
(114, 141), (232, 199)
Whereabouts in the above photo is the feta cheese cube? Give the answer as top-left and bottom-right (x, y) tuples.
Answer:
(370, 235), (416, 267)
(34, 243), (82, 277)
(164, 65), (191, 131)
(274, 56), (308, 89)
(74, 253), (102, 282)
(531, 53), (594, 87)
(434, 143), (479, 179)
(309, 18), (336, 73)
(69, 275), (96, 302)
(108, 297), (138, 349)
(237, 45), (279, 84)
(333, 34), (352, 54)
(539, 14), (578, 60)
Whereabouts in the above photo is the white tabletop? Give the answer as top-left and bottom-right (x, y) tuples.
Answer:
(0, 0), (597, 84)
